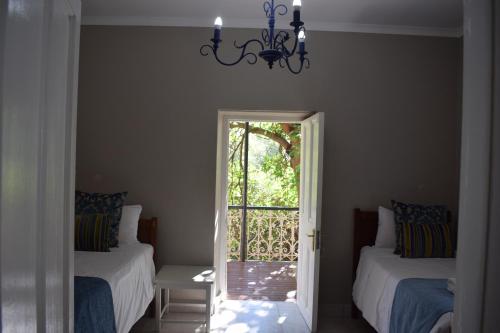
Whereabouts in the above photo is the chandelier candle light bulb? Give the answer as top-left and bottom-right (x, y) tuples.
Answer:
(298, 30), (306, 42)
(293, 0), (301, 22)
(214, 17), (222, 29)
(213, 17), (222, 42)
(200, 0), (310, 74)
(298, 30), (306, 53)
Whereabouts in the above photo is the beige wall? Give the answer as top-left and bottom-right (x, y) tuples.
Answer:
(76, 26), (462, 306)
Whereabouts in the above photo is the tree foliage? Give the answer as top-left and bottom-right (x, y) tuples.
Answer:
(228, 122), (301, 208)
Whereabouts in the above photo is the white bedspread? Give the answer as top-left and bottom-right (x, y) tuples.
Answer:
(75, 243), (155, 333)
(352, 246), (455, 333)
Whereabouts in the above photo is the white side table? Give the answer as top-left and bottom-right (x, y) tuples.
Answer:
(155, 265), (215, 332)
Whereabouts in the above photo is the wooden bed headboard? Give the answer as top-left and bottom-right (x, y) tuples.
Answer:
(352, 207), (453, 280)
(352, 208), (378, 318)
(138, 217), (158, 266)
(352, 208), (378, 281)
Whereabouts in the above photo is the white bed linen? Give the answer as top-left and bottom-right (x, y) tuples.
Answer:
(75, 243), (155, 333)
(352, 246), (455, 333)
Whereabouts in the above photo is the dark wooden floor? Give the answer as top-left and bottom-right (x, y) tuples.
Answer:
(226, 261), (297, 301)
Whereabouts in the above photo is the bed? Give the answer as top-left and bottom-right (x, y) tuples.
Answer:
(75, 217), (158, 333)
(351, 209), (455, 333)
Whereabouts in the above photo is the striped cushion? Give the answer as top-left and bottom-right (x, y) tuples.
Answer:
(75, 191), (127, 248)
(391, 201), (448, 254)
(75, 214), (112, 252)
(400, 222), (454, 258)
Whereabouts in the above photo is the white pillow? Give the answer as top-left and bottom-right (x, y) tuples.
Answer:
(374, 206), (396, 248)
(118, 205), (142, 244)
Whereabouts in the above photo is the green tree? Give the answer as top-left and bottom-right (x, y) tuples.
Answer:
(228, 122), (301, 207)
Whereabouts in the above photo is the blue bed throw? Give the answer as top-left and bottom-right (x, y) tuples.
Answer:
(75, 276), (116, 333)
(389, 278), (453, 333)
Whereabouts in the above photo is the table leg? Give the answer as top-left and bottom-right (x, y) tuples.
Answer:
(210, 284), (215, 315)
(165, 288), (170, 315)
(205, 285), (211, 332)
(155, 285), (161, 331)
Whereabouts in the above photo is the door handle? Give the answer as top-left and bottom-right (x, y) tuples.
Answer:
(307, 230), (316, 252)
(307, 229), (320, 252)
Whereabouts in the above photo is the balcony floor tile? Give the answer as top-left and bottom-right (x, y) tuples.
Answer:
(226, 261), (297, 302)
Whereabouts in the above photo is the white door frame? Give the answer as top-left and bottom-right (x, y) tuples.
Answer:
(213, 110), (313, 300)
(455, 0), (499, 331)
(63, 2), (81, 331)
(0, 0), (80, 331)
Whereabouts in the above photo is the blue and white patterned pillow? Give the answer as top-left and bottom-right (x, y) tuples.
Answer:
(391, 200), (447, 254)
(75, 191), (128, 247)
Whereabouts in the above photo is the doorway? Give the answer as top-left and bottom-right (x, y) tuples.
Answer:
(213, 111), (324, 332)
(226, 121), (301, 302)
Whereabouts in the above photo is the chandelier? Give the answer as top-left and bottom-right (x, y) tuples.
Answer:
(200, 0), (309, 75)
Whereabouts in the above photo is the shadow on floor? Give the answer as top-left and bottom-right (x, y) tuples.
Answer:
(131, 300), (376, 333)
(227, 261), (297, 302)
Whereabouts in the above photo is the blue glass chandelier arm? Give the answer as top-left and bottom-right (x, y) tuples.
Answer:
(199, 38), (265, 66)
(274, 4), (288, 16)
(200, 44), (215, 57)
(263, 0), (288, 18)
(281, 35), (299, 56)
(261, 29), (271, 46)
(283, 55), (310, 75)
(284, 57), (302, 74)
(274, 30), (299, 56)
(278, 57), (286, 68)
(282, 26), (306, 56)
(273, 31), (289, 47)
(263, 1), (273, 17)
(304, 57), (311, 69)
(233, 38), (265, 58)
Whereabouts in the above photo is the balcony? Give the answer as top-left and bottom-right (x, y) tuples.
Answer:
(227, 207), (298, 301)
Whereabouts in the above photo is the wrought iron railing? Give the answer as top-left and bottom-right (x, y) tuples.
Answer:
(227, 206), (299, 262)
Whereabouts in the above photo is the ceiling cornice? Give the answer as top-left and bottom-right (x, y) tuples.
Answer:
(81, 16), (463, 38)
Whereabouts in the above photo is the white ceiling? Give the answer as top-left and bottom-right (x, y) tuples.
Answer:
(82, 0), (463, 37)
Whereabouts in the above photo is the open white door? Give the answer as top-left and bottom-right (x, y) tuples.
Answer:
(297, 112), (324, 332)
(0, 0), (80, 331)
